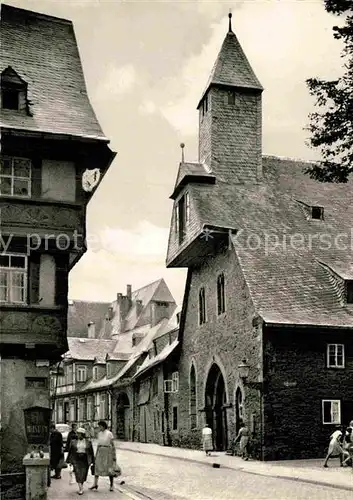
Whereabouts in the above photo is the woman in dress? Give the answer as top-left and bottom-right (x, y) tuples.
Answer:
(90, 421), (118, 492)
(323, 426), (344, 467)
(67, 427), (94, 495)
(202, 423), (213, 456)
(234, 422), (250, 460)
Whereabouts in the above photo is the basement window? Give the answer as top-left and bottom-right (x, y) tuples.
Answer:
(311, 206), (324, 220)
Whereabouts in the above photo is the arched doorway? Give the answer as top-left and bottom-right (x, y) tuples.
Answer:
(205, 364), (228, 451)
(235, 388), (244, 434)
(116, 393), (130, 440)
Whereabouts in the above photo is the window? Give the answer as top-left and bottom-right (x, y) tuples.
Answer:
(100, 394), (107, 419)
(76, 365), (87, 382)
(1, 67), (27, 112)
(78, 398), (85, 421)
(94, 393), (100, 419)
(172, 372), (179, 393)
(217, 273), (226, 315)
(2, 87), (19, 110)
(201, 94), (209, 117)
(164, 379), (173, 393)
(176, 192), (190, 245)
(327, 344), (345, 368)
(322, 400), (341, 424)
(67, 365), (73, 384)
(106, 363), (111, 378)
(172, 406), (178, 431)
(69, 400), (76, 422)
(93, 366), (99, 381)
(0, 254), (27, 304)
(0, 156), (31, 197)
(347, 282), (353, 304)
(87, 397), (93, 421)
(228, 91), (236, 105)
(190, 365), (197, 429)
(311, 206), (324, 220)
(199, 287), (206, 325)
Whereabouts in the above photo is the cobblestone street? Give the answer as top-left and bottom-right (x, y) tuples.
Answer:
(49, 449), (353, 500)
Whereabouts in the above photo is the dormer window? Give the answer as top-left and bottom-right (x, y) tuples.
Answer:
(228, 91), (236, 105)
(175, 191), (190, 245)
(347, 281), (353, 304)
(93, 366), (98, 381)
(106, 363), (111, 378)
(1, 67), (28, 113)
(311, 206), (324, 220)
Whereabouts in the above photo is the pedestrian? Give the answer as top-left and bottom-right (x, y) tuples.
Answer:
(202, 423), (213, 456)
(234, 421), (250, 460)
(323, 426), (344, 468)
(67, 427), (94, 495)
(50, 424), (64, 479)
(342, 425), (353, 467)
(66, 423), (78, 452)
(89, 420), (123, 492)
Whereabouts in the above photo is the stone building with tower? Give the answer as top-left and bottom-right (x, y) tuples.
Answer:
(0, 4), (115, 497)
(166, 13), (353, 459)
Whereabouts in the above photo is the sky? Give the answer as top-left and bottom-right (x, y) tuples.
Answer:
(6, 0), (345, 306)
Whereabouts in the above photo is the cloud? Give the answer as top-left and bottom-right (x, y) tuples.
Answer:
(98, 63), (136, 97)
(139, 100), (157, 115)
(157, 0), (344, 152)
(69, 221), (186, 305)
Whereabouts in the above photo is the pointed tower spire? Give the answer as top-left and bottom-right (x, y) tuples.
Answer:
(197, 14), (263, 109)
(197, 14), (263, 183)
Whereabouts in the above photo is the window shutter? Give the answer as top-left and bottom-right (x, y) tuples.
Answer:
(31, 158), (42, 198)
(28, 253), (40, 304)
(55, 254), (68, 306)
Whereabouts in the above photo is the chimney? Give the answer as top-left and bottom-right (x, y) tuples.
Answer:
(87, 321), (96, 339)
(126, 285), (132, 303)
(150, 301), (170, 327)
(117, 292), (123, 303)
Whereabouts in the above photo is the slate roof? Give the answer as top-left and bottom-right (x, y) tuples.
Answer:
(67, 300), (111, 338)
(99, 278), (176, 338)
(0, 4), (107, 140)
(168, 156), (353, 328)
(65, 338), (118, 361)
(198, 28), (263, 108)
(171, 162), (216, 200)
(82, 317), (176, 391)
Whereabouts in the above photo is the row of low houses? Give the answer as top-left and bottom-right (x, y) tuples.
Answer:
(51, 15), (353, 461)
(50, 278), (181, 445)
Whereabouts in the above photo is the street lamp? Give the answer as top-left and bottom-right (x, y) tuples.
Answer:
(238, 359), (250, 381)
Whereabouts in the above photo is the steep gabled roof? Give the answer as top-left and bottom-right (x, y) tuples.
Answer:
(171, 162), (216, 200)
(168, 156), (353, 328)
(197, 19), (263, 108)
(0, 4), (107, 140)
(67, 300), (111, 338)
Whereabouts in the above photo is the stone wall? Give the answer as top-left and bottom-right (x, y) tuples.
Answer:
(0, 358), (50, 473)
(263, 326), (353, 460)
(175, 246), (263, 456)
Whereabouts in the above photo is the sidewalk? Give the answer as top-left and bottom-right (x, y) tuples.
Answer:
(114, 440), (353, 492)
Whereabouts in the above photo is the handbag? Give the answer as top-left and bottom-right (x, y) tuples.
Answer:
(90, 464), (95, 476)
(112, 464), (122, 478)
(58, 454), (67, 469)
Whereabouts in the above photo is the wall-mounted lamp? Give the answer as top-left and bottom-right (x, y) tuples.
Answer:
(238, 359), (250, 381)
